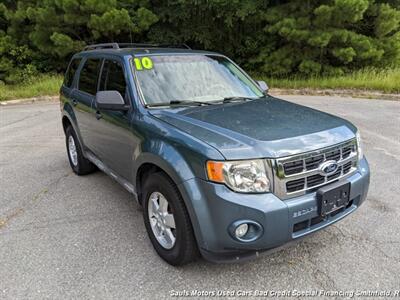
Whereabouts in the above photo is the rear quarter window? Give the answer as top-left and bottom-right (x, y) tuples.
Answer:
(78, 58), (102, 95)
(64, 58), (81, 88)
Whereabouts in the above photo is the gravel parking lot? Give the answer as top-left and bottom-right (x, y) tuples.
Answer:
(0, 95), (399, 299)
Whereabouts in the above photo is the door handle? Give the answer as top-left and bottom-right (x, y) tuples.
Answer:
(96, 111), (102, 120)
(71, 98), (77, 106)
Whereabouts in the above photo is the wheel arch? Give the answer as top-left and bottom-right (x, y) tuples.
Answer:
(61, 105), (85, 150)
(133, 150), (206, 248)
(133, 151), (195, 204)
(62, 115), (72, 133)
(135, 162), (164, 205)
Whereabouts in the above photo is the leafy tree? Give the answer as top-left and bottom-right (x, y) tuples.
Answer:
(0, 0), (399, 83)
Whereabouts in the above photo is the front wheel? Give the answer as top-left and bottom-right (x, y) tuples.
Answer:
(142, 172), (198, 265)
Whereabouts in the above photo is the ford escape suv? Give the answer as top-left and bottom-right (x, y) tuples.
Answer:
(60, 43), (370, 265)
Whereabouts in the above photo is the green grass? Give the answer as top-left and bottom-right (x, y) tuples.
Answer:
(0, 74), (63, 101)
(0, 68), (399, 101)
(261, 68), (400, 93)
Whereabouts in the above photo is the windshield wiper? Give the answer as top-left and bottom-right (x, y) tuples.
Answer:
(146, 97), (263, 108)
(221, 96), (260, 103)
(146, 100), (214, 108)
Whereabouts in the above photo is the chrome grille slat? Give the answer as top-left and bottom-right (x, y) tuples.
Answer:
(305, 154), (324, 170)
(283, 160), (304, 175)
(286, 178), (305, 193)
(280, 154), (356, 181)
(273, 139), (358, 199)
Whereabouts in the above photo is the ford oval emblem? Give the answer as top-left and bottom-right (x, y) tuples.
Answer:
(319, 160), (338, 175)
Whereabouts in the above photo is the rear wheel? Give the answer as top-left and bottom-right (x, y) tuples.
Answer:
(142, 172), (198, 265)
(65, 126), (96, 175)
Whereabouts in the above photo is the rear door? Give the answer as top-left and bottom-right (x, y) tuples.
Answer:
(60, 57), (81, 100)
(72, 57), (102, 151)
(90, 58), (134, 180)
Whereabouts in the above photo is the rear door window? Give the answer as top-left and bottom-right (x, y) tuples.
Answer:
(64, 58), (81, 88)
(78, 58), (102, 95)
(99, 59), (127, 101)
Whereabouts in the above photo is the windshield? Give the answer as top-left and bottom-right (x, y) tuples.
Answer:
(133, 55), (263, 106)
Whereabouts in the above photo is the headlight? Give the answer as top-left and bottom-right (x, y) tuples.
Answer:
(206, 160), (270, 193)
(356, 131), (363, 160)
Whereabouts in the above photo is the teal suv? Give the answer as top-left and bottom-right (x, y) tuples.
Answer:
(60, 43), (370, 265)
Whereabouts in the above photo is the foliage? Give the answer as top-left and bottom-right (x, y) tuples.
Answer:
(0, 73), (62, 101)
(259, 67), (400, 93)
(0, 0), (157, 83)
(0, 0), (399, 84)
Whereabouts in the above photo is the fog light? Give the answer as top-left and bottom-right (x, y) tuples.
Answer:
(229, 220), (263, 242)
(235, 223), (249, 238)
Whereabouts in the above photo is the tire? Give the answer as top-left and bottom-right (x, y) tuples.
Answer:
(65, 126), (97, 175)
(142, 172), (198, 266)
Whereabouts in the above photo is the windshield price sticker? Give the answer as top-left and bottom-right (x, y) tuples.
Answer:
(134, 57), (153, 70)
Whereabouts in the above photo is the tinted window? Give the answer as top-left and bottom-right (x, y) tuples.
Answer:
(78, 58), (102, 95)
(64, 58), (81, 88)
(99, 60), (127, 99)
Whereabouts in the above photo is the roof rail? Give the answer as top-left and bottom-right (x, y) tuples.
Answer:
(83, 42), (191, 51)
(84, 43), (119, 51)
(118, 43), (191, 50)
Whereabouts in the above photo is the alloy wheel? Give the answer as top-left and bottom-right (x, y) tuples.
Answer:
(147, 191), (176, 249)
(68, 135), (78, 166)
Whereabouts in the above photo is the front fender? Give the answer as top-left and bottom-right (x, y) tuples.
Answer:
(133, 142), (199, 187)
(133, 139), (221, 249)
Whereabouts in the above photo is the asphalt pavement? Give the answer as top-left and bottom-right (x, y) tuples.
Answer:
(0, 95), (399, 299)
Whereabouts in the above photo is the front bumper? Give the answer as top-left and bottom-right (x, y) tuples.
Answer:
(178, 157), (370, 263)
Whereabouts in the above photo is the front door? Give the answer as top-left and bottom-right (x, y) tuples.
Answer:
(90, 58), (134, 180)
(73, 57), (102, 151)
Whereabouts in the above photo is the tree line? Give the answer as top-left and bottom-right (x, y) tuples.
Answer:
(1, 0), (399, 84)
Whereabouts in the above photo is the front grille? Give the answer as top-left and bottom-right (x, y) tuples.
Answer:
(343, 161), (352, 174)
(282, 145), (350, 176)
(274, 139), (358, 199)
(342, 145), (355, 159)
(306, 174), (325, 188)
(325, 149), (341, 161)
(283, 160), (303, 175)
(305, 155), (324, 170)
(286, 178), (305, 193)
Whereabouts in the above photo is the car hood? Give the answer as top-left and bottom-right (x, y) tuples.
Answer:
(150, 96), (357, 159)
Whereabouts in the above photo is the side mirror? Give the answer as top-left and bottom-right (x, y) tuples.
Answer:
(95, 90), (129, 111)
(257, 81), (269, 94)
